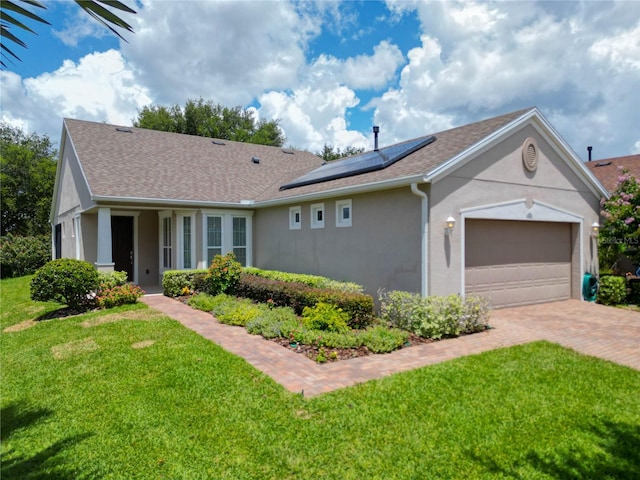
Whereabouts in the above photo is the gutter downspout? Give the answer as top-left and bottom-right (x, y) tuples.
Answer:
(411, 183), (429, 297)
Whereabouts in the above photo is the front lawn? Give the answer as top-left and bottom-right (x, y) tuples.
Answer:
(2, 276), (639, 479)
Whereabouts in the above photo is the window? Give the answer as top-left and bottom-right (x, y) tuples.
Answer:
(336, 199), (352, 227)
(233, 217), (247, 266)
(310, 203), (325, 229)
(73, 215), (81, 259)
(201, 211), (253, 268)
(161, 215), (172, 269)
(206, 216), (223, 266)
(182, 216), (192, 269)
(174, 211), (195, 270)
(289, 206), (301, 230)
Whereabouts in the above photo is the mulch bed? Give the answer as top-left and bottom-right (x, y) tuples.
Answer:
(273, 333), (434, 363)
(178, 295), (438, 364)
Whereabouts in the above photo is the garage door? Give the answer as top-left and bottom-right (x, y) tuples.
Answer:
(465, 220), (571, 308)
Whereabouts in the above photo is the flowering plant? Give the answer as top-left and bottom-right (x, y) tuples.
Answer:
(600, 167), (640, 268)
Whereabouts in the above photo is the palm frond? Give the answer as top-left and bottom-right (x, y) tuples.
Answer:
(0, 0), (136, 70)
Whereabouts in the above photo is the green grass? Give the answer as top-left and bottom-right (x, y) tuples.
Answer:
(2, 276), (639, 479)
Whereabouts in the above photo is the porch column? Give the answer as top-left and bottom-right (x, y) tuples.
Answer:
(95, 207), (114, 272)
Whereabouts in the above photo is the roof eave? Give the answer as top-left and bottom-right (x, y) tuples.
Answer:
(91, 195), (255, 209)
(255, 174), (426, 207)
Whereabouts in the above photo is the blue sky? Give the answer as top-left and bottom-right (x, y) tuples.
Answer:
(1, 0), (639, 161)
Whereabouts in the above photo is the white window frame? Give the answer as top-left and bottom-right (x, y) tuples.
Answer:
(176, 211), (196, 270)
(159, 211), (173, 273)
(232, 216), (249, 266)
(201, 210), (253, 268)
(310, 203), (325, 229)
(73, 215), (81, 260)
(336, 199), (352, 227)
(204, 214), (223, 267)
(289, 206), (302, 230)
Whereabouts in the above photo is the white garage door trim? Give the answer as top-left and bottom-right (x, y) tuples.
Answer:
(459, 198), (584, 299)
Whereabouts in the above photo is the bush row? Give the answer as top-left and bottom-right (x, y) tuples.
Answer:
(234, 273), (374, 329)
(188, 293), (407, 355)
(379, 290), (490, 340)
(0, 234), (50, 278)
(243, 267), (364, 293)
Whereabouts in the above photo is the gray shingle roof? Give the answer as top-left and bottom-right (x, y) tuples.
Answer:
(64, 118), (324, 203)
(64, 108), (532, 205)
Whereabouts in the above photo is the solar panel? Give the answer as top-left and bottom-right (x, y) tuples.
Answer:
(280, 135), (436, 190)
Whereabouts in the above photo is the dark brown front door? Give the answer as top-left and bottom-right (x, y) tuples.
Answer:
(111, 216), (134, 281)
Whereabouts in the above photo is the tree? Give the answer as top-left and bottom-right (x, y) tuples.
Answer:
(599, 167), (640, 270)
(0, 122), (57, 236)
(316, 144), (365, 162)
(134, 98), (286, 147)
(1, 0), (136, 69)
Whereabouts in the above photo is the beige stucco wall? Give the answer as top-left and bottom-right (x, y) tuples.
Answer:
(428, 123), (601, 298)
(254, 188), (423, 296)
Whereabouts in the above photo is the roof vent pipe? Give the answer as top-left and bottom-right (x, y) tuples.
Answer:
(373, 125), (380, 152)
(587, 146), (593, 162)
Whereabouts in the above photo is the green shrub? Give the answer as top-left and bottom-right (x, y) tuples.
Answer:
(628, 278), (640, 305)
(302, 302), (350, 333)
(204, 253), (242, 295)
(96, 283), (144, 308)
(98, 270), (128, 290)
(245, 307), (301, 339)
(0, 234), (50, 278)
(187, 293), (231, 312)
(243, 267), (364, 293)
(215, 301), (264, 327)
(597, 275), (627, 306)
(379, 290), (491, 340)
(360, 325), (409, 353)
(236, 273), (374, 328)
(30, 259), (100, 310)
(162, 269), (208, 297)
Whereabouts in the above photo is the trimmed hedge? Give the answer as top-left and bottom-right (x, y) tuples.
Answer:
(162, 269), (208, 297)
(243, 267), (364, 293)
(235, 273), (374, 329)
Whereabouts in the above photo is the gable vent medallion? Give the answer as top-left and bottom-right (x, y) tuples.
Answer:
(522, 137), (538, 172)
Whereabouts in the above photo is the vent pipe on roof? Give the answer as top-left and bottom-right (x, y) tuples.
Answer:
(373, 125), (380, 152)
(587, 146), (593, 162)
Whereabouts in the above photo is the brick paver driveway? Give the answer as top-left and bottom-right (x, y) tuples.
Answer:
(142, 296), (640, 397)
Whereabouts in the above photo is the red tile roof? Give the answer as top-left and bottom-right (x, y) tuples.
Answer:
(585, 155), (640, 193)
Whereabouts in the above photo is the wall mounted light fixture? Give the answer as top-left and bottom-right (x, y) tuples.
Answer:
(446, 216), (456, 235)
(591, 222), (600, 237)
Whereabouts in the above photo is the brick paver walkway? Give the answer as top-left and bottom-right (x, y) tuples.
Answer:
(141, 296), (640, 397)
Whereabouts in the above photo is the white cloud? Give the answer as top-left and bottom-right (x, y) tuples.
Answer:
(369, 1), (640, 159)
(1, 50), (151, 141)
(259, 83), (368, 152)
(590, 22), (640, 72)
(122, 0), (319, 107)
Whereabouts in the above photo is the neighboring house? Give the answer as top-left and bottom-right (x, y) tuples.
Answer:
(585, 154), (640, 193)
(585, 154), (640, 274)
(51, 107), (607, 308)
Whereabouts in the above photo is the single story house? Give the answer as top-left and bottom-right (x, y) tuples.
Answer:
(51, 107), (607, 308)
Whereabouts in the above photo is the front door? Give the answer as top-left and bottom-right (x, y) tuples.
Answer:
(111, 216), (134, 281)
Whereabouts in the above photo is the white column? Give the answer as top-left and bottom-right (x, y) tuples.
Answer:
(95, 207), (114, 271)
